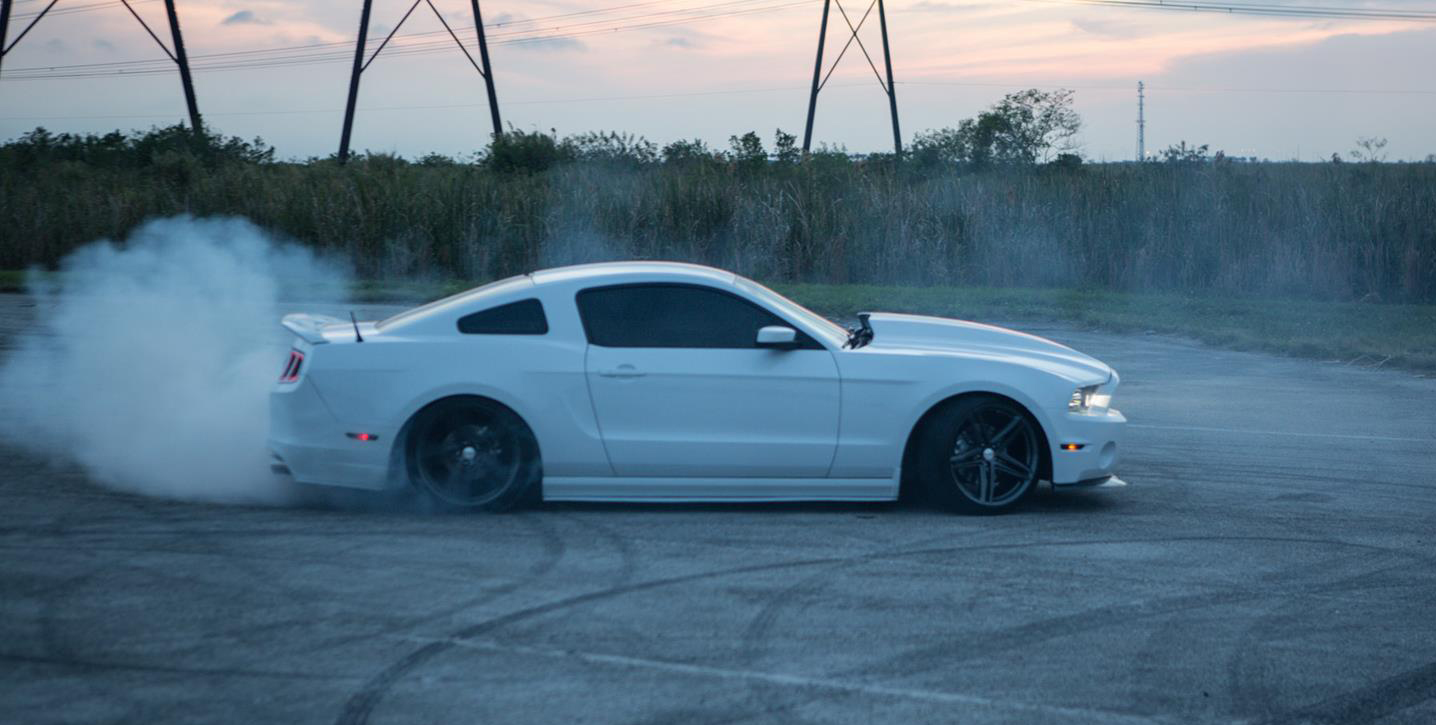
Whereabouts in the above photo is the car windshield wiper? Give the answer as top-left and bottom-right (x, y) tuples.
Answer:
(844, 313), (874, 349)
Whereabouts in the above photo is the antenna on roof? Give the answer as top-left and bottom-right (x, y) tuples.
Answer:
(350, 311), (364, 343)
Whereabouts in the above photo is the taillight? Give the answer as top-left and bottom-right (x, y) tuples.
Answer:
(279, 350), (304, 383)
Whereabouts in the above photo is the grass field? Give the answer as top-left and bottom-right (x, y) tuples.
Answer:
(8, 269), (1430, 370)
(380, 278), (1436, 372)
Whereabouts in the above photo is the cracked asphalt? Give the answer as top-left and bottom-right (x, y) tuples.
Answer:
(2, 294), (1434, 724)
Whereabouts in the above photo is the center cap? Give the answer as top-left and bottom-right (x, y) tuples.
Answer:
(460, 446), (478, 463)
(982, 448), (995, 462)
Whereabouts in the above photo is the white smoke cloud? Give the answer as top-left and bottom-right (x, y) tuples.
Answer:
(0, 215), (349, 504)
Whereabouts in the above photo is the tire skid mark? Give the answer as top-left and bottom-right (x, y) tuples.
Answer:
(302, 512), (568, 655)
(401, 636), (1166, 724)
(1226, 557), (1435, 722)
(1125, 549), (1397, 716)
(551, 510), (638, 587)
(333, 533), (1425, 725)
(735, 565), (842, 665)
(723, 527), (1029, 725)
(1, 651), (361, 682)
(1264, 660), (1436, 725)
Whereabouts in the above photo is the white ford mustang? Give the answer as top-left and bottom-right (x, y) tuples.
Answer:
(269, 262), (1125, 513)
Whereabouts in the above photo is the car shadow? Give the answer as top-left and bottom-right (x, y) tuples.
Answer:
(293, 480), (1132, 517)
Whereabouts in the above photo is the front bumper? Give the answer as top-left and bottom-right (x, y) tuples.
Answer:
(1048, 408), (1126, 485)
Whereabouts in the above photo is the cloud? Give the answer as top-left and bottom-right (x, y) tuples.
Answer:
(910, 1), (998, 13)
(508, 36), (586, 53)
(1070, 16), (1146, 38)
(221, 10), (270, 26)
(664, 37), (700, 50)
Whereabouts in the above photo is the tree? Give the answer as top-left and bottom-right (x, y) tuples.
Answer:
(728, 131), (767, 170)
(1161, 141), (1209, 164)
(910, 88), (1081, 167)
(773, 129), (800, 165)
(562, 131), (657, 165)
(988, 88), (1081, 163)
(660, 138), (717, 165)
(481, 127), (573, 173)
(1349, 136), (1388, 163)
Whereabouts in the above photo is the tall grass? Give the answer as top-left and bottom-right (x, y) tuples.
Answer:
(3, 146), (1433, 302)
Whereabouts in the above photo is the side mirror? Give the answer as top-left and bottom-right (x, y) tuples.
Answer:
(756, 325), (798, 349)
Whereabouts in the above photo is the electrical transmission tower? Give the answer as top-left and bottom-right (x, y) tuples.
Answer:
(339, 0), (502, 163)
(801, 0), (901, 158)
(1136, 80), (1145, 162)
(0, 0), (202, 133)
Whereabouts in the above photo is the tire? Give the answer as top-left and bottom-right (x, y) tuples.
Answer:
(404, 398), (541, 512)
(917, 396), (1043, 514)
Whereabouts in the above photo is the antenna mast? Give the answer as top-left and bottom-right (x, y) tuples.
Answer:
(1137, 81), (1146, 162)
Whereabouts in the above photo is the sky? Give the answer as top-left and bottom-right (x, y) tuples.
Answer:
(1, 0), (1433, 161)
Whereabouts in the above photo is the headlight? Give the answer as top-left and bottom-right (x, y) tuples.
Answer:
(1068, 385), (1111, 414)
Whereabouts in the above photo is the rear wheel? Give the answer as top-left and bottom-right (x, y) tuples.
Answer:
(405, 398), (540, 511)
(918, 396), (1042, 514)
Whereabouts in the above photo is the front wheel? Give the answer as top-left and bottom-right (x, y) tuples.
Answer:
(405, 398), (540, 511)
(918, 396), (1043, 514)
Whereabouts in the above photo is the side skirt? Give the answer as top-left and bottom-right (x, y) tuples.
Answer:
(542, 476), (899, 502)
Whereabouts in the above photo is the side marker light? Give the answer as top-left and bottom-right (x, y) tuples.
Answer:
(347, 433), (379, 442)
(1060, 443), (1085, 451)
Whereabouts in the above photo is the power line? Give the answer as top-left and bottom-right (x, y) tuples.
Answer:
(898, 80), (1436, 95)
(0, 82), (886, 122)
(7, 0), (1435, 83)
(1, 0), (812, 80)
(1025, 0), (1436, 22)
(11, 0), (160, 20)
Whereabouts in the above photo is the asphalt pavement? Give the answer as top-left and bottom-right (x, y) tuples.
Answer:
(2, 294), (1434, 724)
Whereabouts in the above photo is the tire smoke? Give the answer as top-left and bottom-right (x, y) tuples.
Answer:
(0, 216), (349, 504)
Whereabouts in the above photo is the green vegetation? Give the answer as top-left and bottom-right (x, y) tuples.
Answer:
(777, 284), (1436, 371)
(341, 278), (1436, 370)
(345, 280), (1436, 371)
(2, 108), (1434, 370)
(4, 125), (1434, 303)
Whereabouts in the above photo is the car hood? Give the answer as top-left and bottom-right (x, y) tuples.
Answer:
(863, 313), (1113, 385)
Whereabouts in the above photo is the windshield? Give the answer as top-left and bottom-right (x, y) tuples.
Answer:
(734, 277), (849, 348)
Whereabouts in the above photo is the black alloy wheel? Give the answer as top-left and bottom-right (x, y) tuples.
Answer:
(919, 396), (1043, 513)
(405, 399), (539, 511)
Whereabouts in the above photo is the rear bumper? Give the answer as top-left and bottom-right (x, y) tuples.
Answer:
(1048, 408), (1126, 485)
(268, 380), (392, 491)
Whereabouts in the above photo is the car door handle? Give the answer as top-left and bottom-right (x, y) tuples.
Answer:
(598, 365), (645, 379)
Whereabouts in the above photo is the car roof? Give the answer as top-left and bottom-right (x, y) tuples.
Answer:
(377, 262), (738, 332)
(529, 261), (738, 288)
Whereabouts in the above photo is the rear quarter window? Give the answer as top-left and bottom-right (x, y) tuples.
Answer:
(457, 299), (549, 335)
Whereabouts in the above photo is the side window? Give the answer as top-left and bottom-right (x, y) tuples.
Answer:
(575, 284), (816, 349)
(457, 298), (548, 335)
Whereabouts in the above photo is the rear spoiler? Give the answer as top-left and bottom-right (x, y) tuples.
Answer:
(281, 313), (342, 345)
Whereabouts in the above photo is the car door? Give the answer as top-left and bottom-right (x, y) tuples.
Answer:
(578, 283), (841, 478)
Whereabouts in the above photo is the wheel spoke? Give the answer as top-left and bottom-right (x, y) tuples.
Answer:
(996, 451), (1032, 478)
(991, 416), (1022, 446)
(994, 460), (1028, 479)
(950, 447), (982, 464)
(443, 466), (469, 494)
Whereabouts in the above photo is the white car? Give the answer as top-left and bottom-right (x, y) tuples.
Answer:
(269, 262), (1125, 513)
